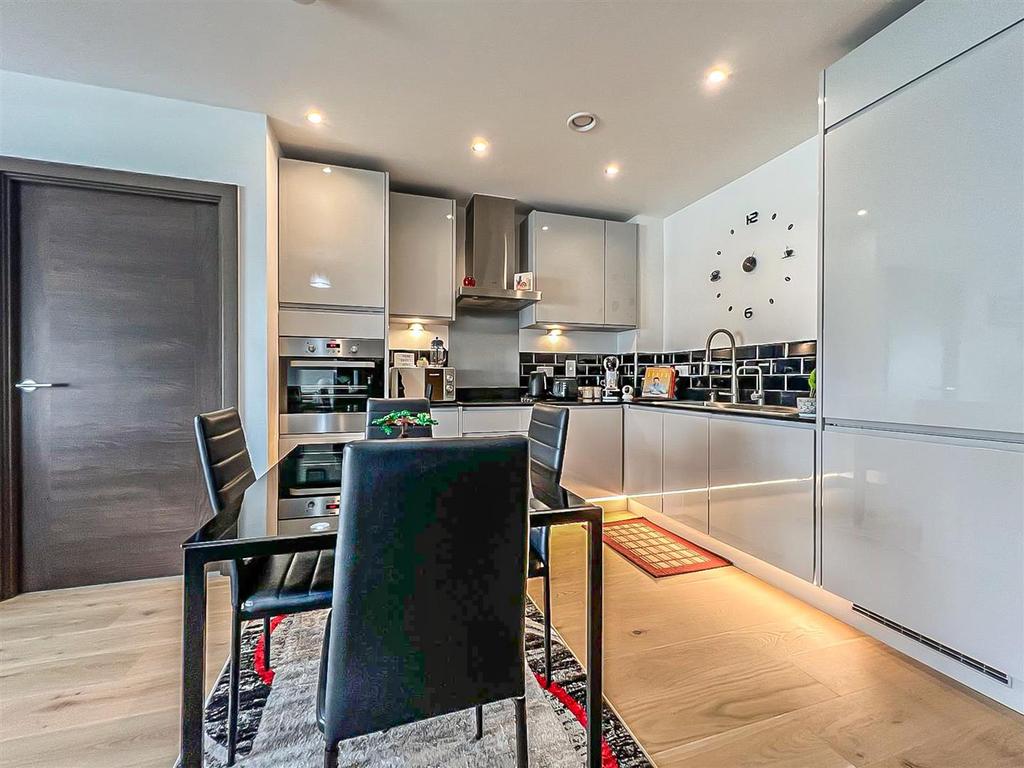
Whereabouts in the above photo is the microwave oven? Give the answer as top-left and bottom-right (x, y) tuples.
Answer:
(389, 366), (457, 402)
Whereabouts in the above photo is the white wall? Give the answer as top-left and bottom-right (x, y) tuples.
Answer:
(663, 138), (818, 351)
(0, 71), (276, 471)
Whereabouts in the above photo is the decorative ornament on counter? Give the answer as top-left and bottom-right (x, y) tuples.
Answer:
(370, 410), (438, 438)
(621, 384), (634, 402)
(462, 275), (476, 287)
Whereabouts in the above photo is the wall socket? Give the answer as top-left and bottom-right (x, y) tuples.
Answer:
(565, 359), (577, 377)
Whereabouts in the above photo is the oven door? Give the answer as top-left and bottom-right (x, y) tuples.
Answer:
(278, 443), (345, 520)
(281, 357), (384, 434)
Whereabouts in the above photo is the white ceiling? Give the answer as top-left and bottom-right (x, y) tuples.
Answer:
(0, 0), (919, 219)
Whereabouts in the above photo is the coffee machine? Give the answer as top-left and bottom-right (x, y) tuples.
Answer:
(601, 356), (622, 402)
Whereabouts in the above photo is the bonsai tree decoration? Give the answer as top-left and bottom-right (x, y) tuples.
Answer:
(371, 410), (438, 438)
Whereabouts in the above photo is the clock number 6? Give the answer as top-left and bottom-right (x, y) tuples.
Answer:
(744, 307), (754, 319)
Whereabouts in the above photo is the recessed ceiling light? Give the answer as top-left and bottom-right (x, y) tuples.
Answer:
(567, 112), (598, 132)
(408, 322), (425, 333)
(546, 328), (563, 338)
(541, 225), (550, 231)
(322, 167), (332, 174)
(309, 273), (331, 288)
(705, 68), (730, 86)
(604, 164), (620, 178)
(857, 209), (868, 216)
(305, 110), (324, 124)
(470, 138), (489, 154)
(445, 213), (453, 220)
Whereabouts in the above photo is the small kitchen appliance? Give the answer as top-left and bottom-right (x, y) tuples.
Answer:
(601, 355), (622, 402)
(390, 366), (457, 402)
(527, 371), (548, 400)
(549, 377), (579, 401)
(428, 336), (448, 366)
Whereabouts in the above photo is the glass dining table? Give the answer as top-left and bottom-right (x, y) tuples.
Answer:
(177, 444), (604, 768)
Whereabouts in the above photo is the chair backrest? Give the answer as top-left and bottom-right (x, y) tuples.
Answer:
(194, 407), (256, 515)
(528, 403), (570, 509)
(365, 397), (433, 439)
(322, 436), (530, 744)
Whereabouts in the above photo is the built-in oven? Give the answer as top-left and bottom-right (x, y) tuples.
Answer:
(277, 441), (349, 536)
(279, 337), (385, 435)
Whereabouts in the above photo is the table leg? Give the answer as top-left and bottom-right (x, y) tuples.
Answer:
(586, 518), (603, 768)
(179, 551), (208, 768)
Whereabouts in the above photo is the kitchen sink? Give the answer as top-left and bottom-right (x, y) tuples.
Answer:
(703, 401), (799, 415)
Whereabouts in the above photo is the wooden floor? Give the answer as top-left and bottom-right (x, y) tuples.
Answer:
(1, 528), (1022, 768)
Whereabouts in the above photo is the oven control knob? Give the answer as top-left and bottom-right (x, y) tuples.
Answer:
(445, 384), (455, 393)
(445, 373), (454, 382)
(306, 500), (316, 512)
(306, 343), (316, 353)
(349, 344), (359, 354)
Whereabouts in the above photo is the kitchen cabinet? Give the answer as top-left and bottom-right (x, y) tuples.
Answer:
(430, 407), (461, 438)
(460, 406), (531, 436)
(604, 221), (638, 327)
(822, 427), (1023, 679)
(560, 405), (623, 497)
(389, 192), (455, 322)
(279, 159), (387, 310)
(623, 406), (663, 514)
(662, 409), (710, 533)
(709, 418), (814, 581)
(822, 23), (1023, 435)
(519, 212), (637, 330)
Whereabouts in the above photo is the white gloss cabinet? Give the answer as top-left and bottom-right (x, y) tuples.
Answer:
(389, 192), (455, 321)
(662, 410), (710, 533)
(603, 221), (639, 328)
(709, 419), (814, 581)
(460, 407), (531, 436)
(822, 428), (1024, 679)
(822, 24), (1024, 435)
(430, 408), (461, 438)
(561, 406), (623, 497)
(526, 212), (605, 326)
(279, 159), (387, 309)
(623, 407), (664, 514)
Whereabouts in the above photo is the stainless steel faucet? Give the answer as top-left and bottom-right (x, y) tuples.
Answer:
(703, 328), (738, 403)
(736, 364), (766, 405)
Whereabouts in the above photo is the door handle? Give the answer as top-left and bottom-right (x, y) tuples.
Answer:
(15, 379), (68, 392)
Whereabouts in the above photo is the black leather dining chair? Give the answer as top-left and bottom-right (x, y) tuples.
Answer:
(364, 396), (433, 439)
(317, 436), (531, 768)
(194, 407), (335, 766)
(527, 403), (570, 688)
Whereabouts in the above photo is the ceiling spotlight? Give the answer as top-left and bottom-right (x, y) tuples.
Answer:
(541, 225), (550, 231)
(408, 322), (425, 333)
(322, 167), (332, 174)
(305, 110), (324, 124)
(445, 213), (454, 220)
(470, 138), (489, 154)
(546, 328), (563, 339)
(857, 209), (868, 216)
(567, 112), (598, 132)
(705, 68), (730, 86)
(604, 164), (620, 178)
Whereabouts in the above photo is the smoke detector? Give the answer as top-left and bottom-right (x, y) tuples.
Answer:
(566, 112), (598, 132)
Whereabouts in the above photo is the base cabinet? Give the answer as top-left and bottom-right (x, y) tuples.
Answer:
(561, 406), (623, 496)
(709, 419), (814, 581)
(662, 410), (710, 533)
(430, 408), (461, 438)
(623, 407), (663, 514)
(822, 428), (1024, 679)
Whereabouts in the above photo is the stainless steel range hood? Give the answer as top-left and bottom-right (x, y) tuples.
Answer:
(456, 194), (541, 311)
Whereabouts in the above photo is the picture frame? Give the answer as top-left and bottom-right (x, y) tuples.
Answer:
(393, 352), (416, 367)
(513, 271), (534, 291)
(641, 366), (676, 399)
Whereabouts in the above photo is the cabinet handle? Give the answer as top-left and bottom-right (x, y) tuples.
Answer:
(310, 521), (332, 532)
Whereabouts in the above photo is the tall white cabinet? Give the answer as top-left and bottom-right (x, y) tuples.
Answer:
(389, 192), (456, 322)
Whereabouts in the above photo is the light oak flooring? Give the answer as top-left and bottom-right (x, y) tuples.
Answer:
(1, 528), (1022, 768)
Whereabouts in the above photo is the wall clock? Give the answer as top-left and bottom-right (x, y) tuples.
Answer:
(709, 209), (797, 320)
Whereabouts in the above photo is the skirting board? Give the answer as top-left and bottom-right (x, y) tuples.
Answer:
(632, 502), (1023, 715)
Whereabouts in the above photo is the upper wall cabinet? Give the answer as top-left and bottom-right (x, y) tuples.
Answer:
(389, 192), (455, 322)
(520, 212), (637, 329)
(279, 159), (387, 310)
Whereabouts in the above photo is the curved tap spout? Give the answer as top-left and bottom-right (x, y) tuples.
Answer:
(703, 328), (738, 403)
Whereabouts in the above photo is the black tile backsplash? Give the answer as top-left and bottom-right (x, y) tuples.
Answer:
(518, 339), (816, 403)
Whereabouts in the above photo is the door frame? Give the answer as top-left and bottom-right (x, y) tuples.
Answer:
(0, 156), (239, 599)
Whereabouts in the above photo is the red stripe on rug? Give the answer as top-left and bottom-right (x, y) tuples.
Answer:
(253, 615), (286, 685)
(534, 673), (618, 768)
(602, 517), (730, 577)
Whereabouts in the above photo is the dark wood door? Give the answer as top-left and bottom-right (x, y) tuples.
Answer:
(11, 176), (230, 591)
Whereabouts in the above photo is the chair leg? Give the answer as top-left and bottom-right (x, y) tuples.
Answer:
(227, 612), (242, 766)
(263, 616), (272, 669)
(323, 741), (339, 768)
(514, 695), (528, 768)
(474, 704), (483, 740)
(543, 567), (553, 689)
